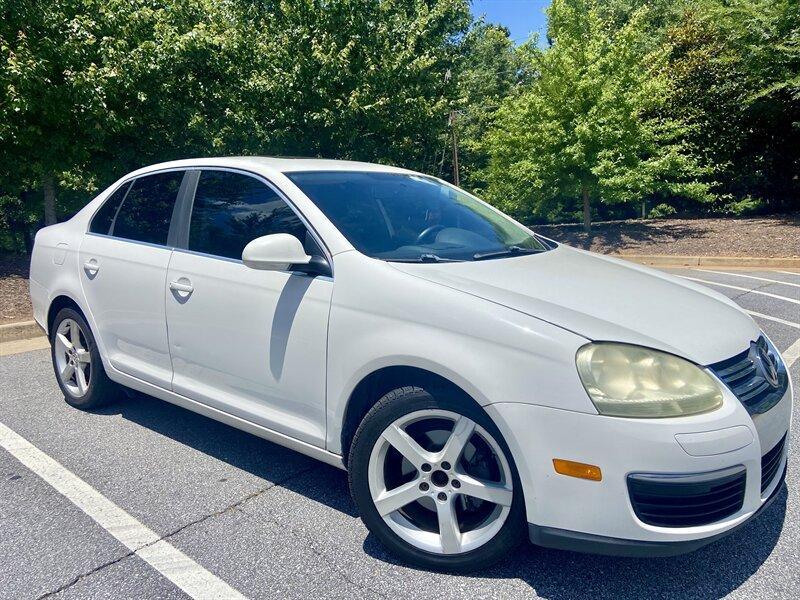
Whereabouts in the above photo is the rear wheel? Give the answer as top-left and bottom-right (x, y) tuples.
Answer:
(50, 308), (118, 409)
(349, 386), (525, 572)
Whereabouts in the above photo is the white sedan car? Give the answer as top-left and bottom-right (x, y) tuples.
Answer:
(29, 157), (792, 571)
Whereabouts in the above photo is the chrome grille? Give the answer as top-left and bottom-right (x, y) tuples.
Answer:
(709, 336), (788, 414)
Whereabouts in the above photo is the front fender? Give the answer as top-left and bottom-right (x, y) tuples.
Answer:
(324, 252), (595, 454)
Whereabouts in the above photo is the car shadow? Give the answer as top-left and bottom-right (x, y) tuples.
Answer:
(270, 273), (314, 379)
(93, 390), (360, 518)
(362, 487), (787, 598)
(94, 390), (786, 597)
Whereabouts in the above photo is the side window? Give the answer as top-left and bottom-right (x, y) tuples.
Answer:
(111, 171), (184, 245)
(188, 170), (314, 260)
(89, 182), (131, 235)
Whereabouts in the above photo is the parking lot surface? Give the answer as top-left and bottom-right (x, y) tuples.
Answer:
(1, 268), (798, 599)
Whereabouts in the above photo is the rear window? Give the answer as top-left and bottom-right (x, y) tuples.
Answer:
(89, 182), (131, 235)
(111, 171), (184, 245)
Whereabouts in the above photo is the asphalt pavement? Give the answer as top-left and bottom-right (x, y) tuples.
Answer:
(1, 268), (798, 599)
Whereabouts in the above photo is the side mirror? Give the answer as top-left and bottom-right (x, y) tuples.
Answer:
(242, 234), (311, 271)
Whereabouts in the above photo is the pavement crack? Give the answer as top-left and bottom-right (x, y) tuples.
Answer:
(158, 463), (320, 543)
(36, 552), (136, 599)
(35, 464), (319, 599)
(246, 510), (389, 599)
(731, 281), (773, 301)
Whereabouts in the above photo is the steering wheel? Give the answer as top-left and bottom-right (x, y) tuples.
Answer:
(415, 225), (445, 245)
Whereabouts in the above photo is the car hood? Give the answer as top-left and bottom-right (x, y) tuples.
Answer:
(388, 245), (759, 365)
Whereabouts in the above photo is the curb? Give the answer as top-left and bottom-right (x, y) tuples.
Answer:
(610, 255), (800, 268)
(0, 320), (45, 343)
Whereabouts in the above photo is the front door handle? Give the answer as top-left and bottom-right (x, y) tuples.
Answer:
(83, 259), (99, 275)
(169, 279), (194, 294)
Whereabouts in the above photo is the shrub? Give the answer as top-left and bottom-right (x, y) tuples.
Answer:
(648, 203), (677, 219)
(721, 196), (767, 216)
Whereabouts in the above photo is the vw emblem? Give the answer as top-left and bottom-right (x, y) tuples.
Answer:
(752, 341), (780, 388)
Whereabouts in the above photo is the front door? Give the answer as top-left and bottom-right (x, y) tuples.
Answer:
(79, 170), (185, 388)
(165, 169), (332, 447)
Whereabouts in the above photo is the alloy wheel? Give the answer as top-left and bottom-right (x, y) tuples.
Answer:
(367, 409), (514, 555)
(54, 318), (92, 397)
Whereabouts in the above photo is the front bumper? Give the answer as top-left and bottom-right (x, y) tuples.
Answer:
(528, 462), (786, 556)
(485, 382), (792, 554)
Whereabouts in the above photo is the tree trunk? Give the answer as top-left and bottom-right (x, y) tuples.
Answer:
(450, 109), (460, 187)
(581, 185), (591, 232)
(21, 226), (33, 254)
(43, 175), (57, 226)
(8, 221), (25, 254)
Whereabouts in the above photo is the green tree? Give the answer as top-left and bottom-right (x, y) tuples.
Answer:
(664, 0), (800, 211)
(1, 0), (112, 225)
(451, 21), (526, 191)
(595, 0), (688, 38)
(225, 0), (470, 171)
(0, 0), (244, 229)
(483, 0), (711, 231)
(0, 0), (472, 249)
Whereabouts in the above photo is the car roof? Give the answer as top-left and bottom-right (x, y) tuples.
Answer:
(126, 156), (416, 178)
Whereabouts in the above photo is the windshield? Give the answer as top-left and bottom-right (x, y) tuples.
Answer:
(286, 171), (550, 262)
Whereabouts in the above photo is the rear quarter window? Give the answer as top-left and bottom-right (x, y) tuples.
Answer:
(89, 182), (131, 235)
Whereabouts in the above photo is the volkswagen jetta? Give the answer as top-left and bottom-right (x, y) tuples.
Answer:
(29, 158), (792, 571)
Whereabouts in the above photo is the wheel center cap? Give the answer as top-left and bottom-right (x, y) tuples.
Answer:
(431, 470), (449, 487)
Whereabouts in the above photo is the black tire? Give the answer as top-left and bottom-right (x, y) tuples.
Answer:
(50, 307), (119, 409)
(348, 386), (526, 573)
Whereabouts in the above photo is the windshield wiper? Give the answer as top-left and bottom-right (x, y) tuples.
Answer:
(472, 246), (546, 261)
(387, 254), (462, 263)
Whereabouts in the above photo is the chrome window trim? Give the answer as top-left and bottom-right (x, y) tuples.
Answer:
(85, 231), (175, 251)
(172, 247), (243, 265)
(85, 165), (334, 276)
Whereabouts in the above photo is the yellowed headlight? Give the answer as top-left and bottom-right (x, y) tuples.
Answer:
(576, 343), (723, 418)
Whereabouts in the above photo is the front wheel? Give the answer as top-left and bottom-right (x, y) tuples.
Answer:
(348, 386), (526, 572)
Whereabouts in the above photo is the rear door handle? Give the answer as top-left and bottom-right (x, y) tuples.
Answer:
(169, 279), (194, 294)
(83, 259), (99, 275)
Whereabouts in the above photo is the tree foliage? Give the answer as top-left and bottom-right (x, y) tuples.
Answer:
(0, 0), (470, 249)
(663, 0), (800, 211)
(0, 0), (798, 250)
(450, 20), (526, 190)
(482, 0), (711, 230)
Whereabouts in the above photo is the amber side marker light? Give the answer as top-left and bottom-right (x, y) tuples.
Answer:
(553, 459), (603, 481)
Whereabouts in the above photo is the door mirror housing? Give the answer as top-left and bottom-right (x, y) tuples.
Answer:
(242, 234), (311, 271)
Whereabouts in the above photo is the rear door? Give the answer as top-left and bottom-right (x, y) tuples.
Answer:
(164, 169), (333, 447)
(80, 170), (186, 388)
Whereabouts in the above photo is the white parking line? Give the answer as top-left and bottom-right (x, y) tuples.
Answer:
(0, 422), (246, 600)
(776, 270), (800, 277)
(697, 269), (800, 289)
(784, 338), (800, 369)
(746, 311), (800, 331)
(680, 276), (800, 305)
